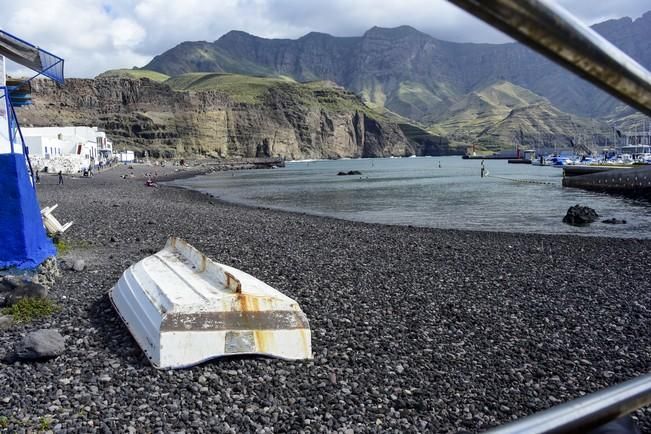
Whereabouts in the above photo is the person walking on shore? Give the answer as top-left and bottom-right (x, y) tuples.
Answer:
(35, 170), (40, 184)
(480, 160), (485, 178)
(58, 171), (64, 185)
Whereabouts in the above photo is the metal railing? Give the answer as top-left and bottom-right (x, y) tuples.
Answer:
(446, 0), (651, 116)
(444, 1), (651, 432)
(486, 373), (651, 433)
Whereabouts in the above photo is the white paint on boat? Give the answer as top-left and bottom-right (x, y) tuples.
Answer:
(109, 237), (312, 369)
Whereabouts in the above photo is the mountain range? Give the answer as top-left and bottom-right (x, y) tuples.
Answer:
(20, 12), (650, 159)
(142, 12), (651, 148)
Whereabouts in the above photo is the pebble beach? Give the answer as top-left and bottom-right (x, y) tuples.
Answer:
(1, 164), (650, 433)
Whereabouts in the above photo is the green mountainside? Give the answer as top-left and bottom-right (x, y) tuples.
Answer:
(97, 68), (170, 82)
(427, 81), (546, 144)
(165, 73), (296, 103)
(144, 15), (651, 120)
(423, 81), (610, 149)
(140, 14), (650, 151)
(95, 71), (613, 153)
(477, 102), (611, 151)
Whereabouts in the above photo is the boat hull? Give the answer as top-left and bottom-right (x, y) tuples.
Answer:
(109, 237), (312, 369)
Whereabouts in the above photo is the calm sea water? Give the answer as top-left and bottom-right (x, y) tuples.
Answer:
(171, 156), (651, 238)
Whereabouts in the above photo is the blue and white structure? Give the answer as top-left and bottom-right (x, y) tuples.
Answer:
(0, 30), (64, 269)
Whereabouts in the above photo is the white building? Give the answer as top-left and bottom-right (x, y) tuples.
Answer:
(23, 135), (65, 159)
(21, 126), (114, 173)
(97, 131), (113, 160)
(118, 151), (135, 163)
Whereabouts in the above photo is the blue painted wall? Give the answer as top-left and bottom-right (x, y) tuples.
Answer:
(0, 153), (55, 269)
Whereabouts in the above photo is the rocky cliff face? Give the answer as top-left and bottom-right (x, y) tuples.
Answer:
(19, 78), (452, 159)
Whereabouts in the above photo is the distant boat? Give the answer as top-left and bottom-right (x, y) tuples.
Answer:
(531, 153), (580, 167)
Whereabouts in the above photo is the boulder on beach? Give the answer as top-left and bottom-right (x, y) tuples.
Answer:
(72, 259), (86, 272)
(0, 315), (13, 331)
(32, 257), (61, 289)
(15, 329), (65, 360)
(1, 278), (48, 307)
(602, 218), (627, 225)
(0, 276), (22, 293)
(563, 205), (599, 226)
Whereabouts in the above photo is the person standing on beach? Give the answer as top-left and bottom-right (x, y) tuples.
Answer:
(480, 160), (485, 178)
(58, 171), (64, 185)
(35, 170), (40, 184)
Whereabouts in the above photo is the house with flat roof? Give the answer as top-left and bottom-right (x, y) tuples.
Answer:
(22, 126), (114, 173)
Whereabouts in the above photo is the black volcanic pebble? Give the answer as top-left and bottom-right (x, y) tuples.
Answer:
(0, 164), (647, 433)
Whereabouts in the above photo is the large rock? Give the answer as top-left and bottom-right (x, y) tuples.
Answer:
(0, 277), (18, 306)
(0, 276), (22, 293)
(602, 218), (627, 225)
(3, 280), (48, 307)
(72, 259), (86, 272)
(31, 257), (61, 289)
(563, 205), (599, 226)
(15, 329), (65, 360)
(0, 315), (13, 331)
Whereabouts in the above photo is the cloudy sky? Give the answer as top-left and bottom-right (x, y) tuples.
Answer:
(2, 0), (649, 78)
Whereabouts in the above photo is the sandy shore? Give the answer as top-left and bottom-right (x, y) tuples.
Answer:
(1, 164), (649, 433)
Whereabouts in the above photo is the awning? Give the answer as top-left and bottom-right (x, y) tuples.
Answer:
(0, 30), (64, 84)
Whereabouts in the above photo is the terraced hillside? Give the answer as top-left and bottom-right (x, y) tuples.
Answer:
(20, 73), (456, 159)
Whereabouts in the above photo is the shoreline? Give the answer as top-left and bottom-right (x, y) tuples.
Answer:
(165, 163), (651, 241)
(1, 164), (649, 432)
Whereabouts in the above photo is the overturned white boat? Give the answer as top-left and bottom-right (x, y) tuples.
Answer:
(109, 237), (312, 369)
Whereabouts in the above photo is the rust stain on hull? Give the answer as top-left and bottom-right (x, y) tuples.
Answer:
(112, 237), (313, 368)
(226, 272), (242, 293)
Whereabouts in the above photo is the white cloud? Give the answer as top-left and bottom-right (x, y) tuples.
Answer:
(111, 17), (146, 48)
(1, 0), (648, 78)
(3, 0), (149, 77)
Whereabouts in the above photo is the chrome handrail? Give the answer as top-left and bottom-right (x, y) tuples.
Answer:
(446, 0), (651, 116)
(486, 373), (651, 433)
(445, 1), (651, 431)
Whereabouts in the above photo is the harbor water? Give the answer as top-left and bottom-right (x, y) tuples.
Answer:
(171, 156), (651, 238)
